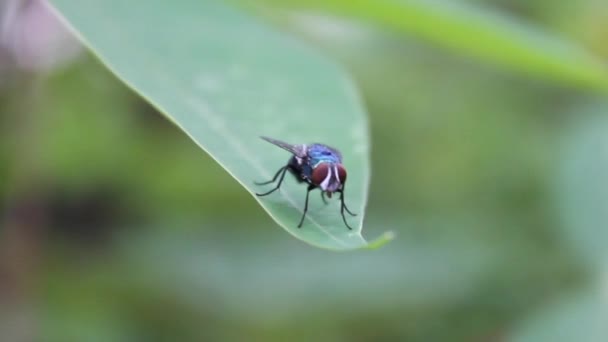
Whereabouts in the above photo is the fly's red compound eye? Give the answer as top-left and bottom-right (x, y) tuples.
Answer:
(336, 164), (347, 184)
(311, 163), (330, 186)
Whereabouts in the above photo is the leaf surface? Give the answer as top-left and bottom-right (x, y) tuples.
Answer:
(49, 0), (393, 249)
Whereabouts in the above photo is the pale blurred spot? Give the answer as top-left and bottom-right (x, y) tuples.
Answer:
(350, 123), (366, 140)
(287, 11), (370, 43)
(350, 123), (368, 155)
(228, 63), (247, 81)
(0, 0), (82, 72)
(194, 73), (224, 94)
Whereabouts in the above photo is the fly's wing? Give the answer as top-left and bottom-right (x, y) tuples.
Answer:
(260, 136), (307, 158)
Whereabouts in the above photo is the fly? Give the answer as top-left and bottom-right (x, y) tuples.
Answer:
(254, 136), (357, 230)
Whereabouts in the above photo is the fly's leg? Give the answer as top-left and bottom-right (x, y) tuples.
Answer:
(338, 185), (356, 230)
(297, 185), (315, 228)
(255, 166), (288, 196)
(255, 165), (287, 186)
(321, 191), (328, 205)
(339, 184), (357, 217)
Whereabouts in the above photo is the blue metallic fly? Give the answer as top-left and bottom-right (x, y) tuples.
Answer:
(255, 136), (357, 230)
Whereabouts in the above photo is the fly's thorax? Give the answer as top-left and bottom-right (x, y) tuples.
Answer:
(311, 162), (347, 193)
(307, 144), (343, 166)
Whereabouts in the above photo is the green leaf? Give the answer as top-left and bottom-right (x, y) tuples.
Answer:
(254, 0), (608, 91)
(48, 0), (393, 250)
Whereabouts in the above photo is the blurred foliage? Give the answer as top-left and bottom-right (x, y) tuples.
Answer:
(1, 0), (607, 341)
(251, 0), (608, 91)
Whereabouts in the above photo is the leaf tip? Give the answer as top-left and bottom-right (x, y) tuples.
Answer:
(364, 230), (396, 250)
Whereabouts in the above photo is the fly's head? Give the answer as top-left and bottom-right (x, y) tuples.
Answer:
(311, 162), (347, 197)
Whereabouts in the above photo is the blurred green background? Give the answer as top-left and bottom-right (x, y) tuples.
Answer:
(1, 0), (608, 341)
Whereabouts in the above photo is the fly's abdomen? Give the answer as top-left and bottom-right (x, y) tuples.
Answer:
(287, 155), (311, 183)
